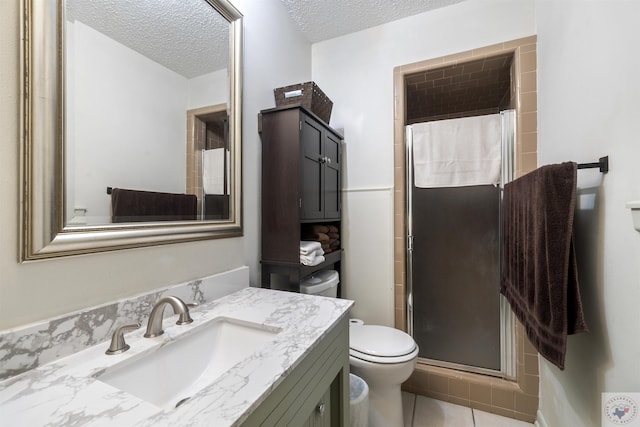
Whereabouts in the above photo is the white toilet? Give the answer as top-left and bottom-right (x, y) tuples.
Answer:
(299, 271), (419, 427)
(349, 323), (419, 427)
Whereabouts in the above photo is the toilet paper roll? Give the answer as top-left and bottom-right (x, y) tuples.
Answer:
(349, 318), (364, 326)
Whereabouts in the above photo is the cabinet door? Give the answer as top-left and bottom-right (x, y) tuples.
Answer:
(323, 132), (341, 219)
(303, 387), (332, 427)
(301, 115), (325, 220)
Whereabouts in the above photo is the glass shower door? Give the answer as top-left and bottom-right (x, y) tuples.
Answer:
(411, 184), (502, 371)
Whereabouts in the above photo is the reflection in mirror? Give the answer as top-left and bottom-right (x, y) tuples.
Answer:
(64, 0), (231, 225)
(20, 0), (243, 260)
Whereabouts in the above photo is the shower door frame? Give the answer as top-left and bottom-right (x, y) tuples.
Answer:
(405, 110), (517, 379)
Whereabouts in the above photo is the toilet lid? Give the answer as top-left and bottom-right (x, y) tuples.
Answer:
(349, 325), (416, 357)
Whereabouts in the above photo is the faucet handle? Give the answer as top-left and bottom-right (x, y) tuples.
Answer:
(106, 322), (141, 355)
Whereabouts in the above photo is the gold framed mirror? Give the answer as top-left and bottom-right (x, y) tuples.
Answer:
(20, 0), (243, 260)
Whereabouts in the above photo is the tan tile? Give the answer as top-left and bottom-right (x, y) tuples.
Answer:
(491, 387), (515, 410)
(524, 354), (539, 375)
(515, 392), (539, 415)
(394, 261), (404, 285)
(396, 311), (406, 331)
(523, 336), (537, 355)
(394, 137), (405, 161)
(520, 50), (537, 73)
(517, 342), (526, 365)
(394, 215), (404, 239)
(448, 395), (471, 407)
(519, 373), (539, 396)
(519, 43), (537, 53)
(428, 373), (449, 394)
(408, 365), (429, 388)
(520, 92), (537, 113)
(520, 71), (537, 94)
(520, 111), (537, 133)
(394, 189), (404, 214)
(470, 382), (492, 405)
(520, 151), (538, 174)
(470, 400), (493, 413)
(490, 406), (516, 420)
(503, 37), (531, 51)
(444, 49), (474, 64)
(394, 165), (403, 188)
(521, 132), (537, 154)
(394, 237), (405, 259)
(514, 411), (537, 423)
(472, 43), (505, 58)
(449, 378), (470, 399)
(424, 390), (449, 402)
(394, 293), (402, 310)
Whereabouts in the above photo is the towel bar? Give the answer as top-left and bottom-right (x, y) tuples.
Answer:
(577, 156), (608, 173)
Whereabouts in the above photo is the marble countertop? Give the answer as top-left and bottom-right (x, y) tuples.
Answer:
(0, 287), (353, 426)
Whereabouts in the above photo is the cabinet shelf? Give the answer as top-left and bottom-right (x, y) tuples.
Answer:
(260, 250), (342, 292)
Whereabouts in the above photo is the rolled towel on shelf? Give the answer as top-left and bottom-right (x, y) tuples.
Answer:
(300, 240), (322, 255)
(310, 224), (330, 234)
(301, 254), (325, 266)
(302, 232), (330, 243)
(327, 225), (339, 233)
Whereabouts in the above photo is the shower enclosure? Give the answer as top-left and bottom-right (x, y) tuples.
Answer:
(406, 110), (515, 376)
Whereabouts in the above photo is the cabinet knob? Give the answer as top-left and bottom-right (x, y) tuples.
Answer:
(326, 157), (332, 164)
(316, 402), (325, 416)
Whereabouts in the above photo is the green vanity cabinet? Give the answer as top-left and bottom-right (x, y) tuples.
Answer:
(241, 316), (350, 426)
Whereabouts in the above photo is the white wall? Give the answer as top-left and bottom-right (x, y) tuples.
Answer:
(312, 0), (536, 326)
(232, 0), (312, 287)
(0, 0), (310, 331)
(67, 21), (188, 223)
(535, 1), (640, 426)
(188, 68), (229, 109)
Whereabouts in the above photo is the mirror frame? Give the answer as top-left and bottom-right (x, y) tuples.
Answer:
(20, 0), (243, 261)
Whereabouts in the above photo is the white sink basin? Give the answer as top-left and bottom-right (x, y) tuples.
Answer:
(98, 317), (280, 410)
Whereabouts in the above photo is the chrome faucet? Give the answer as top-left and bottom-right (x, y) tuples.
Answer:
(144, 296), (193, 338)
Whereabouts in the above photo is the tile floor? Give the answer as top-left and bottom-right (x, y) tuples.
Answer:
(402, 392), (534, 427)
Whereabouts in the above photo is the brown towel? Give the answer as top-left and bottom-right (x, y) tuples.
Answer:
(302, 232), (330, 243)
(310, 224), (330, 234)
(111, 188), (197, 223)
(500, 162), (588, 370)
(327, 225), (339, 233)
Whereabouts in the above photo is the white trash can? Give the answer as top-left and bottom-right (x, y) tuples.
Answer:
(299, 270), (339, 297)
(349, 373), (369, 427)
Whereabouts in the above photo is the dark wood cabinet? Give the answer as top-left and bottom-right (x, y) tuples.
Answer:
(259, 105), (343, 290)
(300, 112), (341, 220)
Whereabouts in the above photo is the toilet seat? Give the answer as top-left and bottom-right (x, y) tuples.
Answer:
(349, 325), (418, 364)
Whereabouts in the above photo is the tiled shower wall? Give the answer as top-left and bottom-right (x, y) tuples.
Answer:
(393, 36), (539, 423)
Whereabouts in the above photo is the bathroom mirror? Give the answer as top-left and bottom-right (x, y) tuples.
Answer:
(20, 0), (243, 260)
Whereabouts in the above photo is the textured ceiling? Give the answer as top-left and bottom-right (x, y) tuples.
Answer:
(279, 0), (468, 43)
(65, 0), (469, 78)
(65, 0), (229, 79)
